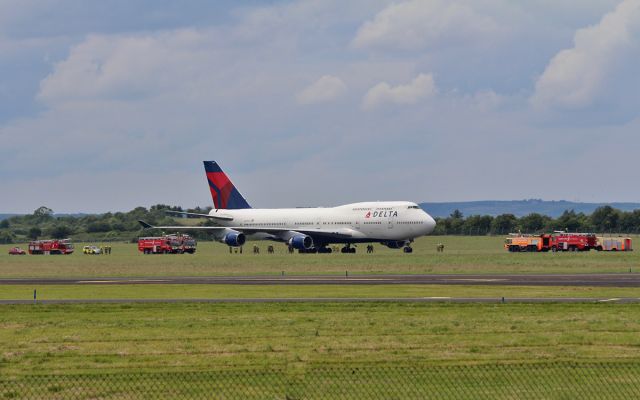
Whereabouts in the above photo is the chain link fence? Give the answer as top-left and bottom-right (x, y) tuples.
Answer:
(2, 362), (640, 399)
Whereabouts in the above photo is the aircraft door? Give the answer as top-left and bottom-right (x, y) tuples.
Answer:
(388, 213), (396, 229)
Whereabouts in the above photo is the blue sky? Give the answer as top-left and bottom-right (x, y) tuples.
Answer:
(1, 0), (639, 213)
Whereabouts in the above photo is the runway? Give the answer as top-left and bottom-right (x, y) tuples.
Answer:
(1, 297), (639, 305)
(1, 273), (639, 287)
(0, 297), (640, 305)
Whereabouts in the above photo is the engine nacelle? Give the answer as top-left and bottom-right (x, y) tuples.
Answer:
(289, 234), (313, 250)
(383, 241), (407, 249)
(223, 231), (246, 247)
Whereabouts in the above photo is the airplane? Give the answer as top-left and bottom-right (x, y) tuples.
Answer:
(139, 161), (436, 253)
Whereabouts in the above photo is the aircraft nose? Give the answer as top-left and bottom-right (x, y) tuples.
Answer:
(423, 212), (436, 234)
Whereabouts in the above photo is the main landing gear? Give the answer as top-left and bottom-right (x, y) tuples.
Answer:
(341, 244), (356, 254)
(299, 247), (333, 254)
(403, 246), (413, 253)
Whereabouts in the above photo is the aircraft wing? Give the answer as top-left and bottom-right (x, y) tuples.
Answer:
(164, 210), (234, 221)
(138, 220), (230, 230)
(138, 220), (359, 239)
(235, 227), (358, 239)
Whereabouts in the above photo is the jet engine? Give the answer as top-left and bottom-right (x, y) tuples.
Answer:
(222, 231), (246, 247)
(289, 234), (313, 250)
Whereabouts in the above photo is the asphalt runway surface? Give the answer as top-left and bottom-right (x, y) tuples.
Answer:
(1, 297), (639, 305)
(1, 273), (639, 287)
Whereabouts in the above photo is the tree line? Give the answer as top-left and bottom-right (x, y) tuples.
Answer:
(0, 205), (638, 244)
(434, 206), (640, 236)
(0, 205), (214, 244)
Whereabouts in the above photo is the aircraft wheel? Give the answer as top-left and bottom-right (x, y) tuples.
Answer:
(403, 246), (413, 253)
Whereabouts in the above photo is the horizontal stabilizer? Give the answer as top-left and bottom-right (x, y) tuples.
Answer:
(138, 220), (154, 229)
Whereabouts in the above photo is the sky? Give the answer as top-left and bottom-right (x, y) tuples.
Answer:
(1, 0), (639, 213)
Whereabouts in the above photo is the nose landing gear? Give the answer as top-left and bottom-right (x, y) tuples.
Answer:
(403, 246), (413, 253)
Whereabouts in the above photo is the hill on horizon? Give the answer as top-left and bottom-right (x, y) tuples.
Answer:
(420, 199), (640, 218)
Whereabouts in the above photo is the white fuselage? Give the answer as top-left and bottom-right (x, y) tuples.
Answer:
(208, 201), (436, 244)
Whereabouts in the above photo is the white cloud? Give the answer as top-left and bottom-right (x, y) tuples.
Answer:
(37, 29), (222, 105)
(353, 0), (499, 50)
(296, 75), (347, 104)
(4, 0), (640, 212)
(362, 73), (436, 110)
(531, 0), (640, 111)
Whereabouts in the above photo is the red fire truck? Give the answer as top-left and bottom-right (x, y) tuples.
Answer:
(505, 232), (596, 252)
(553, 232), (597, 251)
(138, 234), (197, 254)
(595, 237), (633, 251)
(28, 239), (75, 255)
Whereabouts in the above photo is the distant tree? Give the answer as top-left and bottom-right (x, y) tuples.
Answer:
(0, 230), (14, 244)
(519, 213), (548, 233)
(50, 225), (73, 239)
(86, 222), (112, 233)
(33, 206), (53, 217)
(619, 210), (640, 233)
(590, 206), (620, 233)
(128, 207), (149, 220)
(555, 210), (585, 232)
(463, 215), (493, 235)
(28, 227), (42, 240)
(111, 222), (127, 232)
(0, 219), (9, 229)
(450, 209), (464, 219)
(491, 214), (517, 235)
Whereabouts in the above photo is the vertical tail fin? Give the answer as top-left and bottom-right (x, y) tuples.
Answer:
(203, 161), (252, 210)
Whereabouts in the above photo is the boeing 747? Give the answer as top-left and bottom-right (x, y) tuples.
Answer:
(139, 161), (436, 253)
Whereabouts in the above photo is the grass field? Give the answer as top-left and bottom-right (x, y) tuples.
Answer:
(1, 302), (640, 377)
(1, 235), (638, 277)
(1, 284), (640, 301)
(1, 237), (639, 397)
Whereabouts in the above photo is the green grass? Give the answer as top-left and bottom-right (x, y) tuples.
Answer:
(2, 236), (638, 398)
(1, 284), (639, 300)
(3, 363), (640, 399)
(1, 302), (640, 376)
(1, 235), (638, 277)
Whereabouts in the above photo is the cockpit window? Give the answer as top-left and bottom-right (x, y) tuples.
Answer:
(408, 206), (420, 209)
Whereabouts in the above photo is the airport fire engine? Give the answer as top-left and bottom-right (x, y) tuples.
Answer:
(505, 232), (597, 252)
(595, 237), (633, 251)
(138, 234), (197, 254)
(28, 239), (75, 255)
